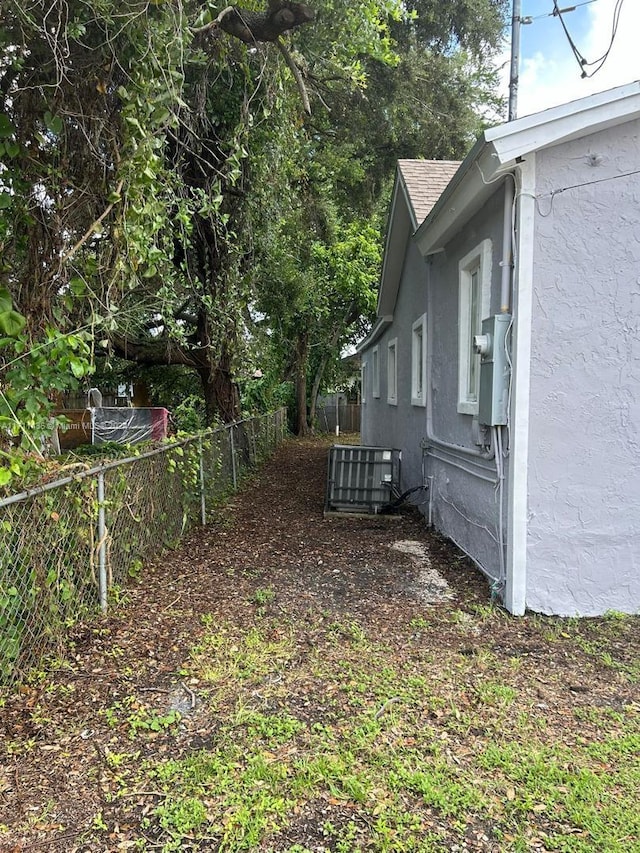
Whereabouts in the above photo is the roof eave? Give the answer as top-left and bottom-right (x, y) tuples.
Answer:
(355, 315), (393, 354)
(415, 137), (504, 256)
(415, 80), (640, 257)
(376, 167), (413, 317)
(487, 80), (640, 163)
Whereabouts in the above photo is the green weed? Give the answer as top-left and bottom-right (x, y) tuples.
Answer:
(475, 680), (518, 707)
(252, 587), (276, 606)
(63, 608), (639, 853)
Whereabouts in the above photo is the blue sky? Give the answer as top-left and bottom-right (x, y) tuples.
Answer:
(499, 0), (638, 116)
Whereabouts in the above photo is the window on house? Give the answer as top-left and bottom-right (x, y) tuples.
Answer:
(361, 361), (367, 405)
(411, 314), (426, 407)
(372, 346), (380, 398)
(458, 239), (492, 415)
(387, 338), (398, 406)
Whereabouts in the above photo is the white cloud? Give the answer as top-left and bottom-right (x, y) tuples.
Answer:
(500, 0), (638, 118)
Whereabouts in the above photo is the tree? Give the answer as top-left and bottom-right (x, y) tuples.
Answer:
(0, 0), (508, 455)
(0, 0), (317, 425)
(246, 0), (508, 433)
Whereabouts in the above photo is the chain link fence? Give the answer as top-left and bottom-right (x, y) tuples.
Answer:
(0, 409), (287, 688)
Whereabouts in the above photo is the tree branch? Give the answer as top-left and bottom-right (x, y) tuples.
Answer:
(109, 334), (203, 369)
(275, 38), (311, 114)
(192, 3), (314, 43)
(192, 5), (235, 37)
(59, 180), (123, 268)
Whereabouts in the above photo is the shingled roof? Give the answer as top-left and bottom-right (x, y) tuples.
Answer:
(397, 159), (461, 228)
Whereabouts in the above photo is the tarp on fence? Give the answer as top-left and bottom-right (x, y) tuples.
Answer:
(55, 408), (170, 448)
(92, 407), (170, 445)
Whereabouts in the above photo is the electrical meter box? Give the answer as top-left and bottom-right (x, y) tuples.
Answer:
(475, 314), (511, 426)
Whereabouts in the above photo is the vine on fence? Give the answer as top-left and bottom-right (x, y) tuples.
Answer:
(0, 478), (96, 680)
(0, 411), (286, 687)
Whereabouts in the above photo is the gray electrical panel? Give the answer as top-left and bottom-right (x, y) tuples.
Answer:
(475, 314), (511, 426)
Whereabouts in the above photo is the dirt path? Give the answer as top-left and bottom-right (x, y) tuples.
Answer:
(0, 437), (638, 852)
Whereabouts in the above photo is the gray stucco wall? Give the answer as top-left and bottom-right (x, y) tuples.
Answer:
(425, 189), (508, 582)
(428, 190), (505, 443)
(362, 188), (510, 585)
(361, 237), (429, 497)
(527, 118), (640, 615)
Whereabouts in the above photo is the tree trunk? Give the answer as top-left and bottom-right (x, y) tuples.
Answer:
(308, 322), (342, 428)
(110, 334), (240, 425)
(198, 343), (241, 425)
(294, 329), (310, 436)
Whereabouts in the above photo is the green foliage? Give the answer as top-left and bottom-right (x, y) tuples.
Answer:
(69, 441), (136, 460)
(171, 395), (208, 434)
(0, 286), (25, 337)
(0, 318), (93, 475)
(103, 695), (182, 739)
(155, 796), (208, 839)
(252, 586), (276, 606)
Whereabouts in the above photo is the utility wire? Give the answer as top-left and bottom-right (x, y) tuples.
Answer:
(580, 0), (626, 75)
(552, 0), (586, 70)
(528, 0), (598, 21)
(551, 0), (627, 79)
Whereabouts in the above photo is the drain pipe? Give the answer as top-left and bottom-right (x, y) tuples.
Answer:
(500, 177), (515, 314)
(495, 176), (515, 591)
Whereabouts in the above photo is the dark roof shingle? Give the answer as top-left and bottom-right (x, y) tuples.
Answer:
(397, 159), (461, 227)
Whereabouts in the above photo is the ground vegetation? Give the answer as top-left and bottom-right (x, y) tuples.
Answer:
(0, 436), (638, 851)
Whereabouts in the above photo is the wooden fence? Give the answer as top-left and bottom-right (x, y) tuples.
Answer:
(315, 403), (361, 434)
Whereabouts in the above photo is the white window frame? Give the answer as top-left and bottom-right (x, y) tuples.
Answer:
(411, 313), (427, 407)
(372, 345), (380, 398)
(387, 338), (398, 406)
(361, 361), (367, 405)
(458, 239), (492, 415)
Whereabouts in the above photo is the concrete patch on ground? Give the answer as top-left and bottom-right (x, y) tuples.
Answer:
(391, 540), (455, 604)
(168, 683), (198, 716)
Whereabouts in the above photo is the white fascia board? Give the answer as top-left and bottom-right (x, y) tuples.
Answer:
(415, 81), (640, 258)
(355, 316), (393, 355)
(488, 80), (640, 166)
(377, 172), (412, 317)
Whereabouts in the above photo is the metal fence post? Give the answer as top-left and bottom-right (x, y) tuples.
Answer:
(198, 437), (206, 526)
(251, 417), (257, 464)
(229, 425), (238, 490)
(97, 471), (108, 613)
(0, 409), (293, 688)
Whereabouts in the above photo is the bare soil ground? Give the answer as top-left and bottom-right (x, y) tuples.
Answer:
(0, 436), (638, 852)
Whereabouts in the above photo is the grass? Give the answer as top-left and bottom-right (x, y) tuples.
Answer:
(63, 609), (640, 853)
(4, 433), (637, 853)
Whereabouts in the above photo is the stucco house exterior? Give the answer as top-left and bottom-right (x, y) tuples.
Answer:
(357, 82), (640, 617)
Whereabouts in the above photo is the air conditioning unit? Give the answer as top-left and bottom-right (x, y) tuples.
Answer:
(325, 445), (401, 515)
